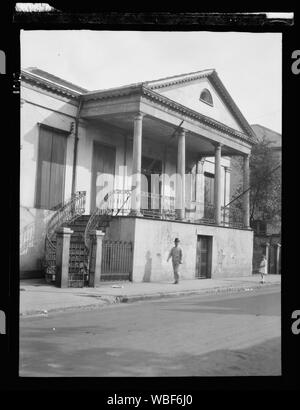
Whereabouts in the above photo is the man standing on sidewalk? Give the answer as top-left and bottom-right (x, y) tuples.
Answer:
(167, 238), (183, 284)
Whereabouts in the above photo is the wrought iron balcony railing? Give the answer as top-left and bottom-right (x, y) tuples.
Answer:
(84, 189), (132, 250)
(221, 206), (244, 228)
(141, 191), (176, 219)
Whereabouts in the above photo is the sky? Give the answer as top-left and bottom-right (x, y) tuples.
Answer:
(21, 30), (282, 133)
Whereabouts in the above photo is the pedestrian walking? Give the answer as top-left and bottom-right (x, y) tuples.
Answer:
(167, 238), (183, 284)
(259, 254), (268, 284)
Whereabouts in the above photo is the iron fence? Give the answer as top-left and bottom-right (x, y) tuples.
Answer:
(101, 240), (133, 281)
(44, 241), (56, 283)
(68, 240), (89, 287)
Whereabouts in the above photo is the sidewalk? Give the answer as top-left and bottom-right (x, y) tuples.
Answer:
(20, 274), (281, 317)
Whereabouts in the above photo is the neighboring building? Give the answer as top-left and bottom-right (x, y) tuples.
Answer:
(230, 124), (281, 274)
(251, 124), (281, 235)
(20, 67), (256, 283)
(251, 124), (281, 274)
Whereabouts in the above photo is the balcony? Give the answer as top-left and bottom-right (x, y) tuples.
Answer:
(99, 190), (246, 229)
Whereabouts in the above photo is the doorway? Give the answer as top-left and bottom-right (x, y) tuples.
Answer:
(91, 141), (116, 212)
(196, 235), (212, 279)
(141, 156), (162, 214)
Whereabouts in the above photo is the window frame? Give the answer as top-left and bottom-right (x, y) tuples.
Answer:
(199, 88), (214, 107)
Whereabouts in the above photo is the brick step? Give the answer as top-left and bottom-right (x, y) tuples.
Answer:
(71, 232), (85, 238)
(76, 215), (91, 220)
(68, 225), (86, 232)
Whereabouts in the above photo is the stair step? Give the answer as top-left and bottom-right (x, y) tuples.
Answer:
(76, 215), (91, 220)
(69, 226), (86, 232)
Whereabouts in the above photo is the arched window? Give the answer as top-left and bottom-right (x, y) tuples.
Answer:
(200, 88), (213, 106)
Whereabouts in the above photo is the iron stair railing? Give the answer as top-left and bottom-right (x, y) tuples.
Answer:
(84, 189), (132, 251)
(43, 191), (86, 278)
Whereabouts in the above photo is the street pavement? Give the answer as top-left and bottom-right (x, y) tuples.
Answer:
(19, 286), (281, 376)
(20, 274), (281, 317)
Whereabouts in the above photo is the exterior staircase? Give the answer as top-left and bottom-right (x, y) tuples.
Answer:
(44, 189), (132, 285)
(66, 214), (112, 242)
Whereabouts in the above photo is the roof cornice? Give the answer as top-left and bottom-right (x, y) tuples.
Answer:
(21, 70), (83, 100)
(209, 71), (257, 140)
(145, 69), (214, 90)
(21, 67), (255, 145)
(83, 84), (144, 101)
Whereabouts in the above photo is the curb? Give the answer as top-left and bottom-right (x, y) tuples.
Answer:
(20, 281), (280, 318)
(119, 282), (280, 303)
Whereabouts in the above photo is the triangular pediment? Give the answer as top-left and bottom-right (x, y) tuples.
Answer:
(144, 70), (254, 137)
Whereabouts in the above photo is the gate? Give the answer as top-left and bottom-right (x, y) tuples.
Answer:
(68, 240), (88, 287)
(101, 240), (133, 281)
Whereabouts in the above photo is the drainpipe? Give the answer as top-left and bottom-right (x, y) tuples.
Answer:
(71, 97), (83, 196)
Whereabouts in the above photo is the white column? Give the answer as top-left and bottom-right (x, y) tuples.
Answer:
(176, 129), (186, 220)
(214, 143), (222, 225)
(55, 227), (73, 288)
(243, 154), (250, 228)
(88, 230), (105, 287)
(131, 112), (144, 216)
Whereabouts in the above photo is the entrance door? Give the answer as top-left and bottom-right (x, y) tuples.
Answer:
(204, 172), (215, 220)
(196, 235), (212, 279)
(91, 142), (116, 211)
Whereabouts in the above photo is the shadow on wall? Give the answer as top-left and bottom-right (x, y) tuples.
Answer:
(143, 250), (152, 282)
(20, 102), (79, 275)
(20, 207), (55, 274)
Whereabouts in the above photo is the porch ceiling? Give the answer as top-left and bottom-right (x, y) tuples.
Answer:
(88, 113), (239, 157)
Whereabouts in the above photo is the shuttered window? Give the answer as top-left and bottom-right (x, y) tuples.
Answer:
(35, 125), (68, 210)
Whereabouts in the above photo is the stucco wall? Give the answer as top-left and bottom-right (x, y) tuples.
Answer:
(111, 217), (253, 282)
(20, 205), (55, 274)
(21, 84), (78, 209)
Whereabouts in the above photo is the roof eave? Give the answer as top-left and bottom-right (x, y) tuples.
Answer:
(21, 70), (83, 99)
(82, 83), (144, 101)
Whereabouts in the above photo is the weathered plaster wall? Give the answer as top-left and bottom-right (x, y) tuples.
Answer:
(106, 217), (136, 243)
(20, 206), (55, 275)
(111, 217), (253, 282)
